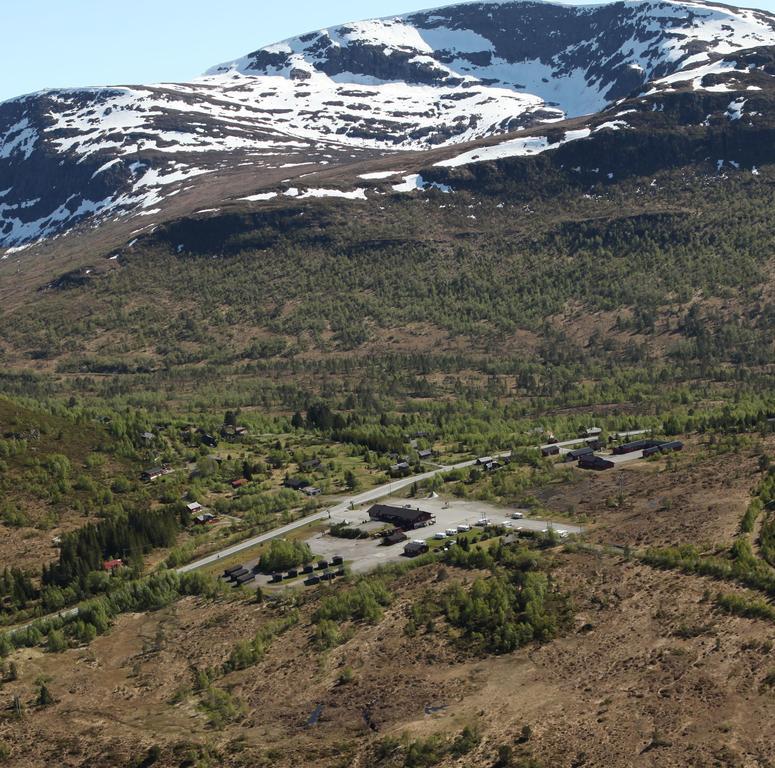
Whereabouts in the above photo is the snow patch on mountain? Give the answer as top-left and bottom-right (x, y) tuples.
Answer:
(726, 97), (747, 120)
(1, 118), (38, 160)
(2, 0), (775, 248)
(436, 128), (592, 167)
(392, 174), (452, 193)
(359, 170), (403, 179)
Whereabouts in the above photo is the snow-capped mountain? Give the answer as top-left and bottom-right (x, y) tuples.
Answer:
(1, 0), (774, 250)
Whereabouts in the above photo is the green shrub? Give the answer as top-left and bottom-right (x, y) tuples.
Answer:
(46, 629), (68, 653)
(715, 592), (775, 622)
(36, 683), (54, 707)
(740, 498), (763, 534)
(451, 725), (481, 756)
(199, 686), (244, 729)
(314, 619), (342, 650)
(330, 523), (369, 539)
(313, 578), (393, 625)
(258, 540), (313, 573)
(338, 667), (354, 685)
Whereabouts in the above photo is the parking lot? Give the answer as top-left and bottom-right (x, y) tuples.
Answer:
(224, 496), (582, 588)
(302, 496), (580, 576)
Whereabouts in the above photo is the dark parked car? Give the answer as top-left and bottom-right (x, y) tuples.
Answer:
(270, 573), (283, 583)
(316, 560), (329, 570)
(285, 569), (298, 580)
(304, 576), (321, 586)
(302, 564), (314, 574)
(331, 555), (344, 566)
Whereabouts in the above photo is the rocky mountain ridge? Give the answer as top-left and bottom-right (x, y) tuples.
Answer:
(1, 0), (774, 250)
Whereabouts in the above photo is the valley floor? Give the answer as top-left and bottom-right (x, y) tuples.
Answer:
(2, 438), (774, 768)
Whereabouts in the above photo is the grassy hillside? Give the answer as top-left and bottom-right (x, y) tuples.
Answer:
(0, 164), (773, 409)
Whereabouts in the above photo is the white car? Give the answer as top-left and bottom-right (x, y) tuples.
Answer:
(434, 531), (447, 540)
(457, 524), (471, 533)
(475, 518), (490, 527)
(445, 528), (457, 536)
(511, 512), (525, 520)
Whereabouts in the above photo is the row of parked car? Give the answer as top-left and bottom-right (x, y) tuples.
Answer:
(433, 523), (471, 540)
(268, 555), (345, 585)
(432, 512), (526, 540)
(223, 555), (346, 588)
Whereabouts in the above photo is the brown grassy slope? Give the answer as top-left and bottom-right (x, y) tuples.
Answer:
(3, 555), (775, 768)
(2, 440), (774, 767)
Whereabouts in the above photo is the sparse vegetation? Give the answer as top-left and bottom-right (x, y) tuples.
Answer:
(371, 726), (483, 768)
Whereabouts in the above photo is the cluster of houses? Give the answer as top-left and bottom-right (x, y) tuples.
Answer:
(220, 425), (249, 441)
(284, 476), (323, 496)
(284, 460), (323, 497)
(579, 438), (683, 471)
(539, 428), (684, 472)
(389, 448), (436, 477)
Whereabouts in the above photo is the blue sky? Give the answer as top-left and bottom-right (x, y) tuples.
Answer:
(2, 0), (775, 102)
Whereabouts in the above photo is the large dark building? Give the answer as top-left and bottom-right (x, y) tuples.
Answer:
(368, 504), (434, 530)
(578, 455), (615, 471)
(564, 447), (594, 462)
(613, 439), (663, 455)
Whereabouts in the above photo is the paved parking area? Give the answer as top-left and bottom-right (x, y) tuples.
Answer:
(225, 497), (582, 587)
(307, 496), (581, 575)
(558, 448), (646, 467)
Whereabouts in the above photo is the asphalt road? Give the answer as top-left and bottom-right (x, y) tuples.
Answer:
(176, 454), (505, 574)
(3, 454), (505, 637)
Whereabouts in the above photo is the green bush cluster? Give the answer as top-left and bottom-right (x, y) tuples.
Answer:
(415, 540), (568, 655)
(257, 540), (313, 574)
(0, 570), (220, 654)
(714, 592), (775, 622)
(642, 541), (775, 596)
(313, 578), (393, 626)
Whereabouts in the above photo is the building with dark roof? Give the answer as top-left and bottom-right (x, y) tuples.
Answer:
(141, 467), (171, 482)
(368, 504), (434, 530)
(383, 530), (408, 546)
(390, 461), (411, 477)
(284, 477), (310, 491)
(404, 541), (430, 557)
(578, 455), (615, 471)
(564, 447), (595, 462)
(613, 439), (663, 455)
